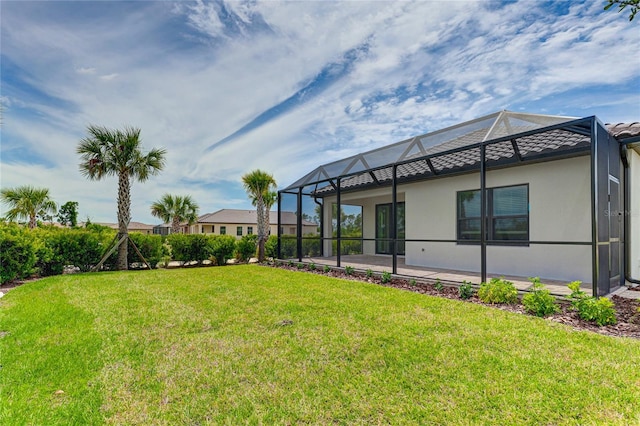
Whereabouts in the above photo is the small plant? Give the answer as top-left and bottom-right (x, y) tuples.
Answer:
(434, 278), (443, 292)
(478, 277), (518, 304)
(366, 269), (373, 278)
(459, 281), (474, 300)
(345, 266), (354, 275)
(288, 260), (294, 267)
(567, 281), (617, 326)
(309, 263), (316, 271)
(297, 263), (305, 269)
(323, 265), (330, 273)
(409, 279), (417, 286)
(522, 277), (559, 317)
(381, 271), (391, 284)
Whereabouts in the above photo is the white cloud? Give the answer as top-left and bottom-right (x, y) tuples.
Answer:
(1, 0), (639, 224)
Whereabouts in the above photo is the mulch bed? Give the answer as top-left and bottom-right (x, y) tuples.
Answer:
(268, 262), (640, 340)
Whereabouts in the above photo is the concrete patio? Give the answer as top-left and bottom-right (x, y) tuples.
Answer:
(293, 254), (591, 297)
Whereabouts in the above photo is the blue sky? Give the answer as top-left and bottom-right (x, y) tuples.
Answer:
(1, 0), (639, 225)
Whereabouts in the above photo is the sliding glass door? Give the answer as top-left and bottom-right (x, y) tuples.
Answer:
(375, 203), (405, 255)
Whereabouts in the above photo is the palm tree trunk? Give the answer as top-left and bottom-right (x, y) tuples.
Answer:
(256, 197), (266, 262)
(117, 172), (130, 270)
(29, 213), (37, 229)
(171, 216), (180, 234)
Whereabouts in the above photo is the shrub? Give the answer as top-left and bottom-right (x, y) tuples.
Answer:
(0, 223), (37, 284)
(381, 271), (391, 284)
(323, 265), (330, 273)
(297, 263), (305, 269)
(166, 234), (191, 263)
(208, 235), (236, 266)
(366, 269), (373, 278)
(459, 281), (474, 300)
(522, 277), (559, 317)
(33, 228), (105, 275)
(567, 281), (616, 326)
(344, 266), (354, 275)
(434, 279), (443, 292)
(409, 279), (417, 286)
(128, 233), (163, 269)
(265, 235), (278, 259)
(309, 263), (316, 271)
(478, 277), (518, 304)
(235, 234), (258, 262)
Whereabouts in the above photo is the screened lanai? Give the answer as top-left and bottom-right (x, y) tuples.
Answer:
(278, 110), (625, 296)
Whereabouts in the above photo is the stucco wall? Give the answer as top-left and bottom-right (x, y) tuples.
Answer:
(323, 155), (593, 283)
(629, 148), (640, 281)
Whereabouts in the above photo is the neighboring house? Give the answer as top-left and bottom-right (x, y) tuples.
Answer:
(279, 110), (640, 297)
(97, 222), (155, 235)
(153, 223), (172, 236)
(182, 209), (317, 238)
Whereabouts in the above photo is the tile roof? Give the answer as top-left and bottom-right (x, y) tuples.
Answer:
(606, 122), (640, 139)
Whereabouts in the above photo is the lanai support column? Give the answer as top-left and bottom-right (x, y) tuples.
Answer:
(297, 187), (303, 262)
(480, 145), (487, 284)
(392, 164), (398, 274)
(277, 191), (282, 259)
(336, 178), (341, 268)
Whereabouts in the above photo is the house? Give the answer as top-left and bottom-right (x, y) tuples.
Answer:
(96, 221), (155, 234)
(279, 110), (640, 296)
(181, 209), (317, 239)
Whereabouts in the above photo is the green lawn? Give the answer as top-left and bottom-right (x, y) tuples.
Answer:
(1, 266), (639, 425)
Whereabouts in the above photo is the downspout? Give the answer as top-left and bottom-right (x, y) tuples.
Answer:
(622, 144), (640, 285)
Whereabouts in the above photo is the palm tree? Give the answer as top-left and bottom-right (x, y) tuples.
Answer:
(77, 125), (166, 270)
(0, 185), (57, 229)
(242, 170), (276, 262)
(150, 194), (199, 234)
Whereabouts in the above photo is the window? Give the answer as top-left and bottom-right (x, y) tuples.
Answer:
(457, 184), (528, 243)
(220, 226), (226, 235)
(247, 226), (253, 235)
(237, 226), (243, 236)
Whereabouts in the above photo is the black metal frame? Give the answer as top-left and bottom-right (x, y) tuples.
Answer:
(278, 116), (625, 296)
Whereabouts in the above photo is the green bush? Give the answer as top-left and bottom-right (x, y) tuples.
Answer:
(279, 235), (296, 258)
(567, 281), (617, 326)
(323, 265), (331, 273)
(344, 265), (354, 275)
(381, 271), (391, 284)
(208, 235), (236, 266)
(522, 277), (559, 317)
(434, 279), (443, 292)
(459, 281), (474, 300)
(265, 235), (278, 259)
(166, 234), (190, 263)
(366, 269), (373, 278)
(33, 228), (105, 275)
(478, 277), (518, 304)
(0, 223), (37, 284)
(235, 234), (257, 262)
(128, 233), (163, 268)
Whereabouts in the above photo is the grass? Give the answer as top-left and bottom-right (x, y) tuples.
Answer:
(1, 265), (640, 424)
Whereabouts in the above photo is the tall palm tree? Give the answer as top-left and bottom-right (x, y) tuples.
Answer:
(77, 125), (166, 270)
(242, 170), (276, 262)
(0, 185), (57, 229)
(150, 194), (199, 234)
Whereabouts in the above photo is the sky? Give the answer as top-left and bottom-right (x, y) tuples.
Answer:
(1, 0), (639, 225)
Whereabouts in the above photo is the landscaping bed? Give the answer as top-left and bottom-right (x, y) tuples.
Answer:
(269, 261), (640, 339)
